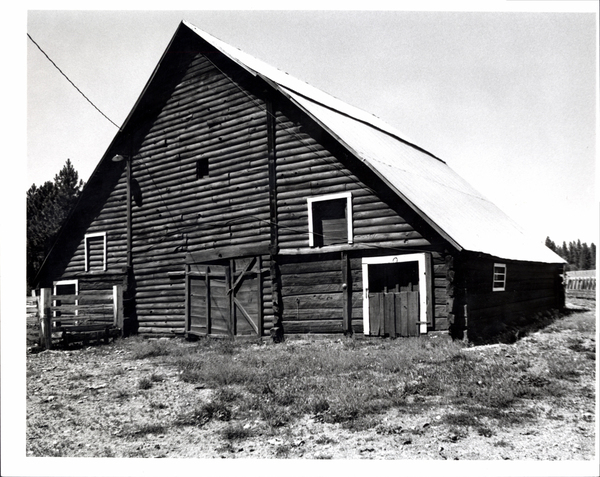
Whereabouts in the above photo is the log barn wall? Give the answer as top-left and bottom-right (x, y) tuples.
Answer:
(459, 254), (564, 342)
(37, 154), (130, 303)
(128, 40), (274, 335)
(42, 32), (277, 336)
(273, 102), (453, 334)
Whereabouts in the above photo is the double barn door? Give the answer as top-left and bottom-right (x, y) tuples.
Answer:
(186, 257), (263, 337)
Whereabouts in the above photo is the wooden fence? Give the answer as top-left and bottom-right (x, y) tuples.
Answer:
(565, 270), (596, 300)
(36, 285), (124, 349)
(26, 294), (40, 348)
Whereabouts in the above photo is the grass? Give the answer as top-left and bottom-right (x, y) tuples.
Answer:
(26, 305), (596, 458)
(156, 333), (573, 433)
(166, 330), (593, 435)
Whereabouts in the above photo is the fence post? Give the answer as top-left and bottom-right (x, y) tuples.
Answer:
(113, 285), (124, 335)
(39, 288), (52, 350)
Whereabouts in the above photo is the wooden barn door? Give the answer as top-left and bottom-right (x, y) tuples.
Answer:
(365, 261), (421, 337)
(229, 257), (262, 336)
(186, 258), (262, 337)
(187, 265), (231, 336)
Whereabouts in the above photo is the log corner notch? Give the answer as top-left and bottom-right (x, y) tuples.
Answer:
(445, 253), (466, 341)
(266, 95), (284, 343)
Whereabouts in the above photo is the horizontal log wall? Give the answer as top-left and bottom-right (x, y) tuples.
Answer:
(46, 33), (461, 337)
(273, 105), (454, 334)
(279, 253), (345, 333)
(47, 44), (275, 336)
(275, 110), (432, 251)
(47, 178), (129, 290)
(129, 51), (272, 335)
(462, 255), (564, 343)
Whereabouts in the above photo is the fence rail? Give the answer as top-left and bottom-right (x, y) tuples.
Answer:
(26, 294), (40, 348)
(565, 270), (596, 300)
(36, 285), (124, 349)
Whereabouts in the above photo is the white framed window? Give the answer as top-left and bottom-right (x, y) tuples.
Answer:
(85, 232), (107, 272)
(307, 192), (353, 247)
(493, 263), (507, 291)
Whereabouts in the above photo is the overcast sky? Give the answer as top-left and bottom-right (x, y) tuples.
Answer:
(25, 7), (598, 247)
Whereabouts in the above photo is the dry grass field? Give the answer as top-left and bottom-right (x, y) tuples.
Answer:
(26, 299), (596, 462)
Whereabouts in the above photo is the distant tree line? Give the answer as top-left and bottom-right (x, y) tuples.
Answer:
(545, 237), (596, 271)
(27, 159), (84, 291)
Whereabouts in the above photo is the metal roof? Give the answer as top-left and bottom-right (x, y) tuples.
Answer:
(183, 21), (563, 264)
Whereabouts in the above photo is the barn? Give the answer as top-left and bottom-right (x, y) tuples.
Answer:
(34, 21), (565, 344)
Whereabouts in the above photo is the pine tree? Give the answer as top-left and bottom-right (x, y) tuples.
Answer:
(590, 243), (596, 270)
(545, 236), (557, 252)
(568, 241), (576, 267)
(578, 242), (591, 270)
(561, 241), (568, 261)
(27, 159), (84, 290)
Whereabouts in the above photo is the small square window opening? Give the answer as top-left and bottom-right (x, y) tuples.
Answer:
(196, 159), (209, 179)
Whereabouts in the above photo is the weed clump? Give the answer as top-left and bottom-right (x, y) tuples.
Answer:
(176, 401), (232, 428)
(221, 423), (253, 441)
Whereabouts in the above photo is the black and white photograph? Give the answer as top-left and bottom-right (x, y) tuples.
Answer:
(2, 3), (598, 476)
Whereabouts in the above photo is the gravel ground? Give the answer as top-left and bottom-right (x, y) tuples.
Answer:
(18, 299), (599, 476)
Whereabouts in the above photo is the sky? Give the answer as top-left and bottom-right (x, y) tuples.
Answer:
(24, 7), (598, 247)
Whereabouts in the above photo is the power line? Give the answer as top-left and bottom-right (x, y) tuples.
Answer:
(27, 33), (121, 131)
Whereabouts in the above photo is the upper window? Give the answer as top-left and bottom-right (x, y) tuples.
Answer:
(85, 232), (107, 272)
(307, 192), (353, 247)
(196, 159), (209, 179)
(493, 263), (506, 291)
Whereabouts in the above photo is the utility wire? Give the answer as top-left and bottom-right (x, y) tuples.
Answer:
(27, 33), (122, 131)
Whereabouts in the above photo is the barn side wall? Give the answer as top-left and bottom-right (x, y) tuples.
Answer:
(459, 254), (564, 343)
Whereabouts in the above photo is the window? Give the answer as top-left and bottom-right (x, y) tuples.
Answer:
(196, 159), (209, 179)
(493, 263), (506, 291)
(307, 192), (353, 247)
(85, 232), (107, 272)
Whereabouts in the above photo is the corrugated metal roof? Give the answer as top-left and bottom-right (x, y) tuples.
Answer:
(184, 21), (564, 264)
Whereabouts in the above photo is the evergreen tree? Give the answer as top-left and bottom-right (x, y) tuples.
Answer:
(568, 241), (576, 266)
(576, 239), (582, 267)
(27, 159), (84, 290)
(544, 236), (596, 270)
(561, 241), (568, 261)
(578, 242), (591, 270)
(545, 236), (557, 252)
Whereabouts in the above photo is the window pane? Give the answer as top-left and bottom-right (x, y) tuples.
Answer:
(493, 264), (506, 290)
